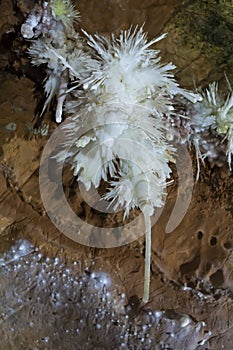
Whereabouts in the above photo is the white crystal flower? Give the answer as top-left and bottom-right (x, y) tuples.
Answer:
(57, 26), (198, 303)
(190, 82), (233, 170)
(29, 35), (98, 122)
(51, 0), (80, 30)
(82, 27), (200, 112)
(23, 0), (99, 123)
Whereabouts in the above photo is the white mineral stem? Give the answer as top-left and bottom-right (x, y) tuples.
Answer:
(55, 69), (69, 123)
(142, 209), (152, 303)
(227, 127), (233, 171)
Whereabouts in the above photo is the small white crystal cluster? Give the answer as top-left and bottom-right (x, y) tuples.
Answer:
(21, 0), (96, 123)
(22, 0), (232, 303)
(186, 82), (233, 171)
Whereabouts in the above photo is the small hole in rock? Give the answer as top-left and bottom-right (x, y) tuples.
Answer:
(210, 269), (224, 288)
(205, 262), (211, 274)
(210, 236), (217, 246)
(214, 294), (221, 301)
(224, 241), (232, 250)
(180, 255), (200, 274)
(197, 231), (203, 240)
(128, 295), (140, 310)
(187, 281), (195, 289)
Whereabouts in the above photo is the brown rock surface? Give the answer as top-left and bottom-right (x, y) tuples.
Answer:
(0, 0), (233, 349)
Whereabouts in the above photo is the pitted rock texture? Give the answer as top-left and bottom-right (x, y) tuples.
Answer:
(0, 0), (233, 349)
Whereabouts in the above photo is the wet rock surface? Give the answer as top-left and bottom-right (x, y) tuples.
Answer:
(0, 239), (211, 350)
(0, 0), (233, 349)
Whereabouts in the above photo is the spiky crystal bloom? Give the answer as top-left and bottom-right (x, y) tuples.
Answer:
(22, 0), (97, 123)
(81, 27), (200, 110)
(51, 0), (79, 30)
(58, 27), (199, 302)
(29, 36), (97, 122)
(189, 82), (233, 170)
